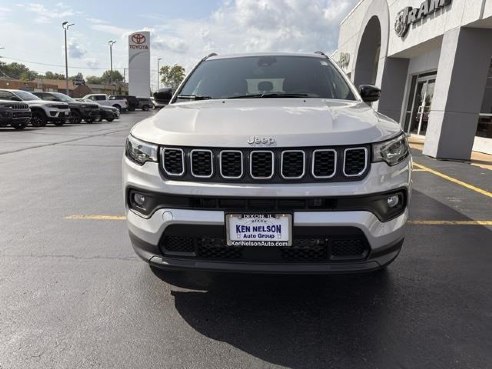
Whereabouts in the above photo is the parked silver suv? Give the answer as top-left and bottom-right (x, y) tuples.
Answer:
(123, 52), (411, 273)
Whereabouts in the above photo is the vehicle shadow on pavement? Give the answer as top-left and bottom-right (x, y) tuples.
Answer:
(153, 269), (393, 369)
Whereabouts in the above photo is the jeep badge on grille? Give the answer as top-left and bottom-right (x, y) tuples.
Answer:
(247, 136), (276, 145)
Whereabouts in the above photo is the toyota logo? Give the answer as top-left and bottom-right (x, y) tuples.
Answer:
(131, 33), (146, 44)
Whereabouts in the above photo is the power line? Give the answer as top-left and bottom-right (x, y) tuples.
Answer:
(0, 56), (125, 71)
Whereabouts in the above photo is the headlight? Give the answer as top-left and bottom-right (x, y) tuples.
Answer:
(125, 135), (158, 165)
(372, 133), (409, 166)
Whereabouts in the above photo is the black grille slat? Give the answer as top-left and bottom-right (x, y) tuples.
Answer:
(251, 151), (274, 179)
(331, 238), (368, 259)
(344, 148), (367, 176)
(163, 236), (194, 252)
(220, 151), (243, 178)
(191, 150), (213, 177)
(281, 151), (304, 178)
(313, 150), (336, 178)
(163, 149), (184, 176)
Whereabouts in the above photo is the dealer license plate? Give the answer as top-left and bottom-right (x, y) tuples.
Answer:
(226, 213), (292, 246)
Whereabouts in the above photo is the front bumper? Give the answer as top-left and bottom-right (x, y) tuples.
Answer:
(48, 109), (70, 121)
(124, 157), (411, 273)
(128, 208), (406, 273)
(0, 111), (31, 126)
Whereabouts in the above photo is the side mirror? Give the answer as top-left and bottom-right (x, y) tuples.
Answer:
(154, 88), (173, 104)
(359, 84), (380, 103)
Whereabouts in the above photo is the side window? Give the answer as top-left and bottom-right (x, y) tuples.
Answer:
(0, 91), (13, 100)
(95, 95), (105, 101)
(42, 94), (57, 101)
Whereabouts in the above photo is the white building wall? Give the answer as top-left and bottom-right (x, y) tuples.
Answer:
(407, 46), (441, 75)
(387, 0), (487, 57)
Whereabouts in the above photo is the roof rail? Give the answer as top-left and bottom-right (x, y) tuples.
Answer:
(314, 51), (328, 58)
(202, 53), (217, 61)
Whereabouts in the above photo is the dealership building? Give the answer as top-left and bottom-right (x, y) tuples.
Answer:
(333, 0), (492, 158)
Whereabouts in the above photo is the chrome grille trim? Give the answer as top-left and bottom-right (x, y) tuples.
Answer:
(281, 150), (305, 179)
(190, 149), (214, 178)
(250, 150), (274, 179)
(343, 147), (368, 177)
(312, 149), (337, 179)
(219, 150), (243, 179)
(162, 148), (185, 177)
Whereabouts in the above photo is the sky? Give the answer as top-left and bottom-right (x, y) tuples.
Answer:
(0, 0), (358, 90)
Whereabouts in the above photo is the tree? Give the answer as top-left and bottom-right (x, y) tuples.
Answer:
(159, 64), (185, 90)
(0, 62), (35, 80)
(86, 75), (103, 84)
(101, 70), (124, 84)
(86, 70), (124, 85)
(44, 71), (66, 80)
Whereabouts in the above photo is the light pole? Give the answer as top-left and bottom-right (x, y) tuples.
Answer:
(157, 58), (162, 91)
(108, 40), (116, 93)
(62, 21), (74, 95)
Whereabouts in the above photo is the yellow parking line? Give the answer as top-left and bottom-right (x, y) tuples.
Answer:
(408, 220), (492, 226)
(413, 162), (492, 198)
(65, 215), (492, 226)
(412, 169), (428, 172)
(65, 215), (126, 220)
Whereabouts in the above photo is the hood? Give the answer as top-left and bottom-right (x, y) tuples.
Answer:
(68, 101), (99, 108)
(24, 99), (69, 107)
(131, 99), (402, 147)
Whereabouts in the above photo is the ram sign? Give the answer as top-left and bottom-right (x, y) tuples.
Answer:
(128, 31), (150, 97)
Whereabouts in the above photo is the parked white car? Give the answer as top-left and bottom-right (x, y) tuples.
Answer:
(83, 94), (128, 112)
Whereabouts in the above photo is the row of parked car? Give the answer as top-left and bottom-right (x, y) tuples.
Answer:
(0, 89), (154, 130)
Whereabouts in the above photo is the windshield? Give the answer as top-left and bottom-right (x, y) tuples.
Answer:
(177, 55), (356, 101)
(51, 92), (74, 102)
(14, 90), (41, 101)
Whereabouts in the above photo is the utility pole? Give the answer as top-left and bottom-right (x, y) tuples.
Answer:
(157, 58), (162, 91)
(62, 21), (74, 95)
(108, 40), (116, 94)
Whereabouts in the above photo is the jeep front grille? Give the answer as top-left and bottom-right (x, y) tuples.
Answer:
(160, 146), (370, 183)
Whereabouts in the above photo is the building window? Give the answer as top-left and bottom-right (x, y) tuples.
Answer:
(477, 59), (492, 139)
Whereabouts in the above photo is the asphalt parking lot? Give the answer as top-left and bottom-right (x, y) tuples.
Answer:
(1, 111), (491, 369)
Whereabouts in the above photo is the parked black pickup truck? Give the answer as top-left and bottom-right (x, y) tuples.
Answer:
(0, 99), (31, 130)
(33, 92), (100, 123)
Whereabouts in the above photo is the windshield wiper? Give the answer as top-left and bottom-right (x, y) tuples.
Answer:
(177, 95), (212, 101)
(227, 93), (310, 99)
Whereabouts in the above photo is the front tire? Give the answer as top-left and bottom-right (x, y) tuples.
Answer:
(31, 111), (47, 127)
(142, 105), (150, 111)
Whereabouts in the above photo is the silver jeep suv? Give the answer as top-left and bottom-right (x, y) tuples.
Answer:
(123, 52), (411, 273)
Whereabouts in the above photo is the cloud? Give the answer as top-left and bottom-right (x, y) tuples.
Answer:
(86, 17), (108, 24)
(153, 36), (189, 54)
(91, 24), (132, 38)
(68, 38), (86, 59)
(0, 6), (11, 18)
(84, 58), (99, 69)
(22, 2), (77, 24)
